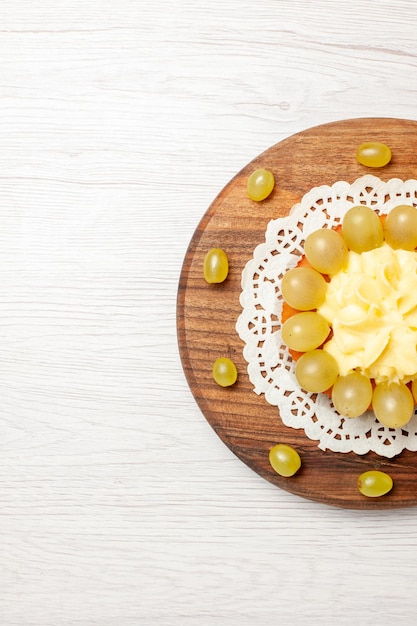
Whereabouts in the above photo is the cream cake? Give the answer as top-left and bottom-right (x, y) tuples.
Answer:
(280, 205), (417, 429)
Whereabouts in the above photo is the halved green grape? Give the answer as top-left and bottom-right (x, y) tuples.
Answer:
(384, 205), (417, 250)
(358, 470), (393, 498)
(247, 168), (275, 201)
(372, 382), (414, 428)
(332, 372), (373, 418)
(269, 444), (301, 477)
(304, 228), (348, 275)
(281, 267), (327, 310)
(356, 142), (392, 168)
(212, 357), (237, 387)
(281, 312), (330, 352)
(203, 248), (229, 283)
(295, 349), (339, 393)
(342, 205), (384, 253)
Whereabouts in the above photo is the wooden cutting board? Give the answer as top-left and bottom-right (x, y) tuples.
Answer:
(177, 117), (417, 509)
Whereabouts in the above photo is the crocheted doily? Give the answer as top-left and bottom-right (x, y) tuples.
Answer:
(236, 175), (417, 458)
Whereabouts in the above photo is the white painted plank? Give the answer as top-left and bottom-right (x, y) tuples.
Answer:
(1, 1), (417, 625)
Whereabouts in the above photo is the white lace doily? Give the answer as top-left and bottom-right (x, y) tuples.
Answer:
(236, 175), (417, 458)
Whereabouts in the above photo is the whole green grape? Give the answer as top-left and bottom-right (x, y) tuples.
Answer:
(269, 444), (301, 477)
(411, 378), (417, 403)
(358, 470), (393, 497)
(247, 168), (275, 201)
(342, 205), (383, 253)
(281, 267), (327, 310)
(356, 142), (392, 168)
(281, 312), (330, 352)
(212, 357), (237, 387)
(331, 372), (373, 418)
(304, 228), (348, 275)
(204, 248), (229, 283)
(384, 205), (417, 250)
(372, 381), (414, 428)
(295, 349), (339, 393)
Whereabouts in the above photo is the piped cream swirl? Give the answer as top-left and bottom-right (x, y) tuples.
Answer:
(318, 243), (417, 384)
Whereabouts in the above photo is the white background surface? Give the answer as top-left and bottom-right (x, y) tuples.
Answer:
(2, 1), (417, 625)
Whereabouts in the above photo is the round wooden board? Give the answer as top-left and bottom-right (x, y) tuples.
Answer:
(177, 117), (417, 509)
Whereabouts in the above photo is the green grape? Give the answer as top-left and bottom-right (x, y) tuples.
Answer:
(358, 470), (393, 498)
(269, 443), (301, 477)
(332, 372), (373, 418)
(281, 267), (327, 310)
(356, 142), (392, 168)
(247, 168), (275, 201)
(295, 349), (339, 393)
(281, 312), (330, 352)
(342, 205), (384, 253)
(304, 228), (348, 275)
(212, 357), (237, 387)
(411, 378), (417, 402)
(384, 205), (417, 250)
(204, 248), (229, 283)
(372, 382), (414, 428)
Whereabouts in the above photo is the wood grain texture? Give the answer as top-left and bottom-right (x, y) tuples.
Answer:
(4, 1), (417, 625)
(178, 117), (417, 509)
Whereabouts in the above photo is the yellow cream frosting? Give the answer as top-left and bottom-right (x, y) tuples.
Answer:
(318, 243), (417, 384)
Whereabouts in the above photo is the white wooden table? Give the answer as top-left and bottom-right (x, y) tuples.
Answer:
(2, 1), (417, 624)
